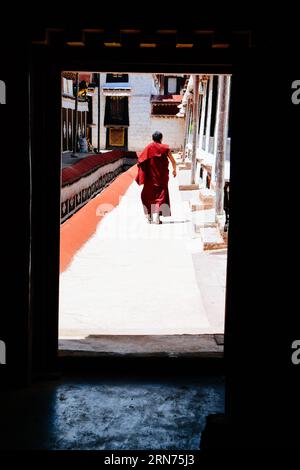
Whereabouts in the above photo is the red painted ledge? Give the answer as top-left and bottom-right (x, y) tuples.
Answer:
(60, 164), (138, 273)
(62, 150), (138, 186)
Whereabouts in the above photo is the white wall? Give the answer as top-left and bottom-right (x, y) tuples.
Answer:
(92, 88), (105, 149)
(150, 117), (185, 151)
(92, 73), (184, 152)
(127, 74), (155, 151)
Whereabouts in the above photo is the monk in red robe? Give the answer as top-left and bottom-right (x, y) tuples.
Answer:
(135, 131), (177, 224)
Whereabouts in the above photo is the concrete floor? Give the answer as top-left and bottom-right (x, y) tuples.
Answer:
(0, 376), (224, 450)
(192, 250), (227, 333)
(58, 334), (223, 356)
(59, 164), (226, 338)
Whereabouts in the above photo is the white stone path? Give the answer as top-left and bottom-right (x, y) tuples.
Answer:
(59, 165), (224, 337)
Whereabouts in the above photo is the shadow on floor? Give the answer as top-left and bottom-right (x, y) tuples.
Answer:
(0, 375), (224, 450)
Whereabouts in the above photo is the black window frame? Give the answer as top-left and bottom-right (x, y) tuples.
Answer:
(106, 73), (129, 83)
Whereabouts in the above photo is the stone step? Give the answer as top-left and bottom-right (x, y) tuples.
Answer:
(179, 183), (200, 191)
(203, 240), (227, 251)
(194, 222), (218, 234)
(198, 225), (227, 250)
(191, 208), (216, 223)
(199, 188), (215, 204)
(203, 241), (227, 251)
(190, 200), (214, 211)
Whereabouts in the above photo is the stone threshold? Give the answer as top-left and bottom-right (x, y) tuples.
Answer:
(58, 334), (224, 358)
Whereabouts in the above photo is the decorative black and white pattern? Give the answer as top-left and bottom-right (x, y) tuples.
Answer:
(61, 157), (136, 223)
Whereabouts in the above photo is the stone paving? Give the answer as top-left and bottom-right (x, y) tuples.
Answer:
(59, 162), (226, 338)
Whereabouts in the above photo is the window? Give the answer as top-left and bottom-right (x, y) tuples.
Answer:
(163, 76), (187, 95)
(167, 77), (177, 94)
(104, 97), (129, 126)
(106, 73), (129, 83)
(151, 103), (179, 116)
(210, 76), (218, 137)
(62, 78), (74, 96)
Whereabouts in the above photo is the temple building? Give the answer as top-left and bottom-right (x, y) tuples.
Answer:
(91, 72), (189, 152)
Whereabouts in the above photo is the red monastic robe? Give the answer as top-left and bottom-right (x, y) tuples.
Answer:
(135, 142), (171, 216)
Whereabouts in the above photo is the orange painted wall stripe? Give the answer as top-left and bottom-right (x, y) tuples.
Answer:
(60, 164), (138, 273)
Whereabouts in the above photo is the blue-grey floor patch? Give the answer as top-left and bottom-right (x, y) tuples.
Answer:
(0, 377), (224, 450)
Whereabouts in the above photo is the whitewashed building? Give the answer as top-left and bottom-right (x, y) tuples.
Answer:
(91, 73), (188, 152)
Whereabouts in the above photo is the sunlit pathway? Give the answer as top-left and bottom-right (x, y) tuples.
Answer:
(59, 164), (222, 337)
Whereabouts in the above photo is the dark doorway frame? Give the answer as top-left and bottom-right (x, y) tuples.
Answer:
(3, 19), (299, 448)
(29, 44), (244, 380)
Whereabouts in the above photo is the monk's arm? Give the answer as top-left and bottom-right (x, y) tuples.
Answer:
(167, 150), (177, 177)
